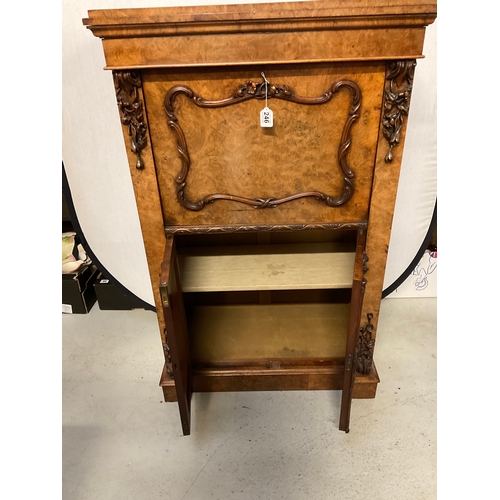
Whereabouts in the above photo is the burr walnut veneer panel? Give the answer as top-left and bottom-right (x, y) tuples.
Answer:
(142, 63), (384, 229)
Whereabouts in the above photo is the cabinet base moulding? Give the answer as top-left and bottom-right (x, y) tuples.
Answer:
(160, 361), (379, 401)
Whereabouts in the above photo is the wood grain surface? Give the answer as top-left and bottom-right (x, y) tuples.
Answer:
(187, 302), (351, 363)
(143, 62), (384, 228)
(114, 75), (168, 342)
(86, 1), (437, 416)
(100, 29), (426, 70)
(177, 242), (355, 292)
(160, 360), (380, 397)
(84, 0), (436, 50)
(361, 60), (418, 343)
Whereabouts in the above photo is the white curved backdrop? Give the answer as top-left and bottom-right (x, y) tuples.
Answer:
(62, 0), (437, 307)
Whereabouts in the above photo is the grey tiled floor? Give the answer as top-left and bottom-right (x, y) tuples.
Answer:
(62, 298), (436, 500)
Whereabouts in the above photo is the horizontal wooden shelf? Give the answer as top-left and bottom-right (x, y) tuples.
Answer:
(178, 242), (355, 293)
(187, 302), (350, 364)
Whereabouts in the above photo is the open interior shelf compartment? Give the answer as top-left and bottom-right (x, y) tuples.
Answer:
(175, 229), (357, 367)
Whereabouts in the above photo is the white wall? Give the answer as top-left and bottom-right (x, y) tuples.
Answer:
(62, 1), (437, 307)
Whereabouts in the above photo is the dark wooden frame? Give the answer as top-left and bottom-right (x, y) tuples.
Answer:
(159, 236), (192, 435)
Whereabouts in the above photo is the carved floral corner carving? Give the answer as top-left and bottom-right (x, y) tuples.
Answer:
(382, 60), (416, 163)
(113, 71), (148, 169)
(233, 79), (293, 99)
(164, 75), (361, 211)
(355, 312), (375, 375)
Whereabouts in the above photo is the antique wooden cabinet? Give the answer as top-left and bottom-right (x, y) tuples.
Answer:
(84, 0), (436, 435)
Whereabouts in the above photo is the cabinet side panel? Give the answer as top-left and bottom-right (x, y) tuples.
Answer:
(112, 71), (167, 339)
(362, 61), (418, 341)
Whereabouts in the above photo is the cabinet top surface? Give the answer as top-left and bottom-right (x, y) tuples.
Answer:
(83, 0), (437, 31)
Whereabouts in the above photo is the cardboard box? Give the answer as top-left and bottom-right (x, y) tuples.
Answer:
(94, 273), (144, 310)
(62, 265), (98, 314)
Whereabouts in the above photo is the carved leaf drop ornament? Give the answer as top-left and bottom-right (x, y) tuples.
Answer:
(382, 60), (416, 162)
(113, 71), (148, 170)
(164, 76), (362, 211)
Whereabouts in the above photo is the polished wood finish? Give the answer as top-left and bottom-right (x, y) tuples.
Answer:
(160, 360), (380, 397)
(83, 1), (435, 69)
(143, 64), (382, 229)
(83, 0), (436, 31)
(339, 228), (367, 432)
(163, 77), (361, 211)
(159, 237), (191, 435)
(85, 0), (436, 435)
(113, 70), (171, 393)
(359, 60), (417, 348)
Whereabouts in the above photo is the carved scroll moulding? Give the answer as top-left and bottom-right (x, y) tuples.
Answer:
(164, 76), (362, 212)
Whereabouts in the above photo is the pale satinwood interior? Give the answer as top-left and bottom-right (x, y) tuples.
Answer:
(178, 242), (355, 292)
(187, 302), (350, 363)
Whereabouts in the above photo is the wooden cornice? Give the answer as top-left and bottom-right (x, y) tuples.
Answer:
(83, 1), (436, 69)
(83, 0), (437, 38)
